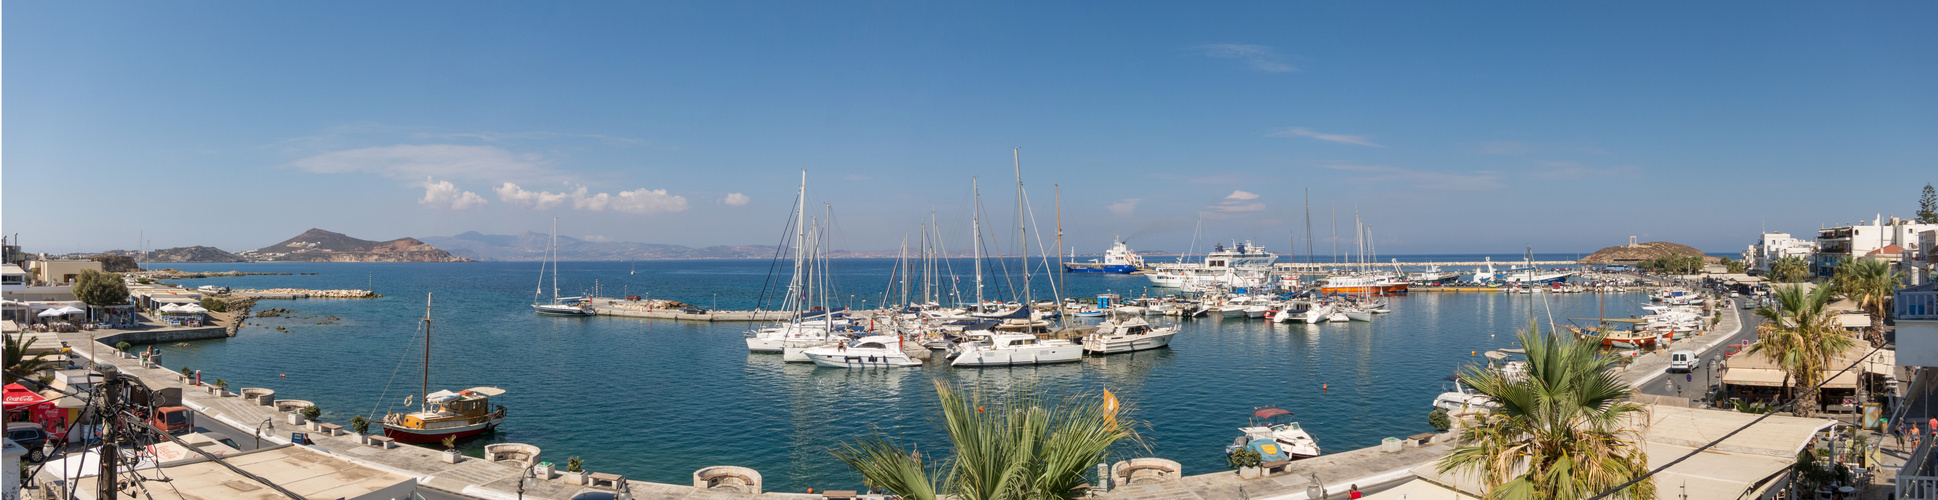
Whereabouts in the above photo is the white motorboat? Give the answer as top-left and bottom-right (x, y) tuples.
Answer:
(1218, 304), (1247, 317)
(802, 336), (922, 368)
(1325, 312), (1350, 322)
(952, 333), (1082, 367)
(1245, 304), (1271, 318)
(1082, 315), (1179, 354)
(1232, 407), (1321, 460)
(1431, 378), (1498, 412)
(1342, 308), (1372, 322)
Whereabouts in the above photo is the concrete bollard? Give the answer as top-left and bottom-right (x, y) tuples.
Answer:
(287, 413), (303, 425)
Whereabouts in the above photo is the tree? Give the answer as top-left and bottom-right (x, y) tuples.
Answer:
(1919, 183), (1938, 224)
(5, 335), (59, 384)
(832, 381), (1137, 500)
(1435, 321), (1654, 499)
(350, 415), (371, 435)
(1428, 408), (1452, 431)
(1721, 257), (1746, 275)
(1836, 258), (1903, 347)
(1770, 256), (1810, 283)
(71, 269), (129, 308)
(1748, 284), (1855, 418)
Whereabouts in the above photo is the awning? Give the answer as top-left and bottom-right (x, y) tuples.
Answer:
(4, 383), (49, 409)
(1722, 368), (1859, 389)
(1839, 314), (1872, 329)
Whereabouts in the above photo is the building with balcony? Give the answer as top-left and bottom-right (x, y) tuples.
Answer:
(1814, 215), (1937, 279)
(1743, 232), (1817, 273)
(1896, 284), (1938, 367)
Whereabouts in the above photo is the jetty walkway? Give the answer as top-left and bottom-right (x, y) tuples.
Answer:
(54, 330), (811, 500)
(586, 298), (790, 322)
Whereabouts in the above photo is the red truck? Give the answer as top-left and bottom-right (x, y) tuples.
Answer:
(149, 406), (192, 435)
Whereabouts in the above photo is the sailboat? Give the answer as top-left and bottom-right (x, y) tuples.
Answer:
(382, 293), (509, 443)
(533, 218), (594, 316)
(747, 172), (849, 353)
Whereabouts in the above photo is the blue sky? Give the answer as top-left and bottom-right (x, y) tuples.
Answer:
(5, 2), (1934, 256)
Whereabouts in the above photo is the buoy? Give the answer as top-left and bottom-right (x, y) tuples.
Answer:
(1322, 383), (1329, 392)
(280, 374), (286, 377)
(1471, 350), (1477, 355)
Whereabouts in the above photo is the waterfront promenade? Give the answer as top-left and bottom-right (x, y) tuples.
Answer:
(54, 330), (815, 500)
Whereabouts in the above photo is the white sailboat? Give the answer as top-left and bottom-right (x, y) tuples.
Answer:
(533, 217), (594, 316)
(747, 172), (847, 353)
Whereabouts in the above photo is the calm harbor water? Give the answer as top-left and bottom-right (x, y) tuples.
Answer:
(150, 255), (1650, 492)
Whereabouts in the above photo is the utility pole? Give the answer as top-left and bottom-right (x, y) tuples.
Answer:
(98, 364), (123, 499)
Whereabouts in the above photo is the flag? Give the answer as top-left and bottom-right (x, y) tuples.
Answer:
(1102, 388), (1120, 429)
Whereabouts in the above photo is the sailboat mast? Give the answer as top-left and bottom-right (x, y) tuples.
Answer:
(422, 292), (432, 411)
(1015, 148), (1030, 309)
(550, 218), (560, 301)
(972, 177), (983, 308)
(1054, 184), (1064, 304)
(899, 233), (910, 308)
(1304, 188), (1314, 267)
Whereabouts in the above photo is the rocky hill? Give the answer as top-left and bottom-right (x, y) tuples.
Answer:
(419, 231), (775, 261)
(1579, 241), (1719, 264)
(245, 229), (470, 262)
(92, 246), (248, 263)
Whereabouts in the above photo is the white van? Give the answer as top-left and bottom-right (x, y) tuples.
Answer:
(1668, 351), (1697, 373)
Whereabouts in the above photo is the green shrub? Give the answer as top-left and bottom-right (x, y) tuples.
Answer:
(1428, 408), (1452, 431)
(1226, 448), (1262, 469)
(300, 405), (322, 421)
(200, 298), (228, 313)
(115, 342), (133, 352)
(567, 456), (584, 472)
(350, 415), (371, 435)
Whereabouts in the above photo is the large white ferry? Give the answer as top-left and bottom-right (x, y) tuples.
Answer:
(1146, 241), (1277, 288)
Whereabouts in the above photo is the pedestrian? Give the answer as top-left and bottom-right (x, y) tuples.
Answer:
(1892, 420), (1905, 451)
(1349, 484), (1363, 499)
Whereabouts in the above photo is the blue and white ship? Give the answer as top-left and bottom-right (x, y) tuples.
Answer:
(1063, 238), (1150, 274)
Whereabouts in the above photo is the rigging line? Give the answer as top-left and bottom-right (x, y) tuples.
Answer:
(1018, 185), (1067, 316)
(1585, 341), (1888, 500)
(370, 320), (424, 420)
(753, 189), (804, 318)
(976, 188), (1019, 304)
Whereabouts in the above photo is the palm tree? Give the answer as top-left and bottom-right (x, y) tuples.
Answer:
(4, 334), (59, 384)
(1748, 284), (1854, 418)
(1435, 321), (1654, 500)
(1770, 256), (1810, 283)
(831, 381), (1137, 500)
(1834, 257), (1902, 347)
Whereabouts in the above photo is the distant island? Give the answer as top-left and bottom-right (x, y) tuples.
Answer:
(240, 228), (471, 262)
(1579, 241), (1718, 264)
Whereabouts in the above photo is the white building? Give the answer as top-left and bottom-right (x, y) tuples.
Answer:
(1814, 215), (1938, 279)
(1743, 232), (1817, 273)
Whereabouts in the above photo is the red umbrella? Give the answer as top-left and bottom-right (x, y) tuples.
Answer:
(3, 383), (48, 409)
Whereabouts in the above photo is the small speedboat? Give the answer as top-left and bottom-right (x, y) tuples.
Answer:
(1226, 406), (1321, 461)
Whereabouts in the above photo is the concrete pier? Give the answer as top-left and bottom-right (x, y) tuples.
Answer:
(586, 298), (792, 321)
(53, 331), (816, 499)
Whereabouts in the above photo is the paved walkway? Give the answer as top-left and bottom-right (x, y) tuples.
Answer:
(56, 331), (811, 500)
(1096, 441), (1453, 500)
(1618, 295), (1747, 391)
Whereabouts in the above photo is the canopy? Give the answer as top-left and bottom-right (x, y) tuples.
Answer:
(159, 303), (183, 313)
(4, 383), (49, 409)
(463, 386), (507, 396)
(56, 306), (84, 315)
(178, 304), (208, 314)
(37, 308), (69, 317)
(1253, 407), (1293, 419)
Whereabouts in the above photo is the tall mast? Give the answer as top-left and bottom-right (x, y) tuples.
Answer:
(1304, 189), (1314, 267)
(1331, 209), (1339, 266)
(1054, 184), (1064, 305)
(550, 218), (560, 301)
(899, 233), (910, 308)
(422, 292), (433, 411)
(1014, 148), (1029, 309)
(794, 172), (809, 312)
(972, 177), (984, 308)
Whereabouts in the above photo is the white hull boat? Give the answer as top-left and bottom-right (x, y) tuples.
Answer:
(1082, 316), (1179, 354)
(803, 337), (921, 368)
(953, 333), (1083, 366)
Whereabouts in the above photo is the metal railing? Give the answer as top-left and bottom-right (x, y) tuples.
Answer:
(1904, 433), (1938, 499)
(1900, 289), (1938, 321)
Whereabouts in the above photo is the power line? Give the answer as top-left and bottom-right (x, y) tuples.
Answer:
(1584, 341), (1887, 500)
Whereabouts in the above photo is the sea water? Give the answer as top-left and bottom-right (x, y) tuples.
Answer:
(150, 255), (1651, 492)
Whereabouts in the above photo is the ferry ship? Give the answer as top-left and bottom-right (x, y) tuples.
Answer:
(1146, 241), (1277, 288)
(1063, 238), (1150, 274)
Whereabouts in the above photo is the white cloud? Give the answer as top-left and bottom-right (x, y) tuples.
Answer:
(1322, 164), (1505, 191)
(494, 182), (689, 215)
(1269, 127), (1383, 147)
(288, 144), (557, 182)
(418, 178), (486, 210)
(1193, 44), (1296, 72)
(1225, 190), (1259, 201)
(1107, 198), (1141, 215)
(722, 193), (751, 206)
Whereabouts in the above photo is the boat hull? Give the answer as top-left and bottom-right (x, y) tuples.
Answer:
(533, 304), (595, 316)
(1063, 263), (1142, 274)
(952, 346), (1083, 366)
(381, 417), (504, 444)
(1317, 283), (1410, 295)
(805, 350), (921, 368)
(1083, 331), (1178, 354)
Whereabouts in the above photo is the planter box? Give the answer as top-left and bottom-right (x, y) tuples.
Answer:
(442, 451), (463, 464)
(1237, 466), (1262, 479)
(533, 463), (555, 480)
(287, 414), (304, 426)
(561, 471), (587, 485)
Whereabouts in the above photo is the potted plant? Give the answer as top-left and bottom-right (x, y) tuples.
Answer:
(1227, 449), (1263, 479)
(297, 405), (321, 428)
(179, 366), (194, 383)
(1427, 408), (1451, 433)
(114, 342), (133, 357)
(212, 379), (230, 397)
(350, 416), (371, 444)
(563, 456), (586, 484)
(441, 436), (462, 463)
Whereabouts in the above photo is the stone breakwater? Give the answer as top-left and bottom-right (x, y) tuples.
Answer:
(231, 288), (381, 299)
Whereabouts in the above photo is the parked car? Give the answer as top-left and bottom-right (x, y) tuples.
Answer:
(6, 422), (50, 462)
(149, 406), (193, 435)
